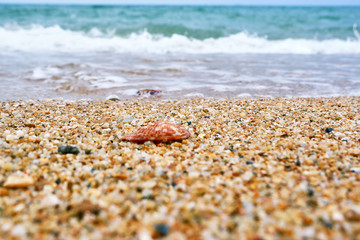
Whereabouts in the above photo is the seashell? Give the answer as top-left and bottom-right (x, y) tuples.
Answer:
(121, 121), (190, 143)
(136, 89), (162, 96)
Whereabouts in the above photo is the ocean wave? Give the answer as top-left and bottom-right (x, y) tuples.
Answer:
(1, 24), (360, 54)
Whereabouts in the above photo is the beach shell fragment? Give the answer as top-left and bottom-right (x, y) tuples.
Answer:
(136, 89), (162, 96)
(121, 121), (190, 143)
(4, 175), (34, 188)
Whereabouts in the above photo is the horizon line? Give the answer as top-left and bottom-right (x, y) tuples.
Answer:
(0, 2), (359, 6)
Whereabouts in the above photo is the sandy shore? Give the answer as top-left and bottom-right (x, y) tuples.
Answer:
(0, 97), (359, 239)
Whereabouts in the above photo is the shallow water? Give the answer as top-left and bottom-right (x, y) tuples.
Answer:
(1, 52), (359, 100)
(0, 5), (359, 100)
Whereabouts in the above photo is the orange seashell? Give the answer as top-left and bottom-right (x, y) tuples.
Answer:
(121, 121), (190, 143)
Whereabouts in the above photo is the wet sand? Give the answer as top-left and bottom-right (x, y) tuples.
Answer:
(0, 97), (359, 239)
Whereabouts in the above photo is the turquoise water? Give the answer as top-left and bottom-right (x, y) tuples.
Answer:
(0, 5), (359, 100)
(1, 5), (359, 40)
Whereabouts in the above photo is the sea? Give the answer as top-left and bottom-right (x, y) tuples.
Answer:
(0, 4), (360, 101)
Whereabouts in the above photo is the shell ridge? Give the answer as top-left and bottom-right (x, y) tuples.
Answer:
(121, 121), (190, 143)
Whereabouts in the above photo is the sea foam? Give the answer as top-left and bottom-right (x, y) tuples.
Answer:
(1, 24), (360, 54)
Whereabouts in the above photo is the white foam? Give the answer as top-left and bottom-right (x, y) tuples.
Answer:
(1, 24), (360, 54)
(211, 85), (238, 92)
(237, 93), (252, 97)
(91, 76), (128, 89)
(31, 67), (60, 80)
(121, 89), (139, 96)
(184, 92), (205, 97)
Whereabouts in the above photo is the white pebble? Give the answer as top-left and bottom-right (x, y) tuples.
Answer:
(2, 223), (12, 232)
(42, 194), (61, 207)
(302, 227), (315, 238)
(332, 211), (344, 222)
(142, 180), (156, 189)
(5, 134), (16, 141)
(11, 225), (26, 238)
(242, 171), (253, 181)
(15, 130), (25, 137)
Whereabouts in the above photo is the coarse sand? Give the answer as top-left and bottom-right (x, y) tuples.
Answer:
(0, 97), (359, 239)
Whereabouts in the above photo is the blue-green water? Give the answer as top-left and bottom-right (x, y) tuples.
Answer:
(0, 5), (359, 100)
(1, 5), (359, 41)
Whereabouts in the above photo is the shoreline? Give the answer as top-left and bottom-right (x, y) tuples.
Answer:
(1, 96), (359, 239)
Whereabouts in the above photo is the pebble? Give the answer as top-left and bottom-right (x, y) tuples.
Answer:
(41, 194), (61, 207)
(154, 223), (170, 237)
(242, 171), (253, 181)
(142, 180), (156, 189)
(4, 175), (34, 188)
(11, 225), (26, 238)
(2, 162), (13, 171)
(58, 145), (80, 155)
(0, 188), (8, 196)
(325, 127), (334, 133)
(106, 94), (121, 101)
(122, 116), (137, 123)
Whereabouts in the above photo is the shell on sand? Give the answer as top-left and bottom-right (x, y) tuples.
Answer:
(136, 89), (162, 96)
(121, 121), (190, 143)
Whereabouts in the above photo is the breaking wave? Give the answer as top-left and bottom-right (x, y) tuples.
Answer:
(1, 24), (360, 54)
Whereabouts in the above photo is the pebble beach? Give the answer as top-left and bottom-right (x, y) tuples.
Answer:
(0, 97), (360, 239)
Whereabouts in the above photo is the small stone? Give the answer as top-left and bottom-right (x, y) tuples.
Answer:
(106, 95), (121, 101)
(11, 225), (26, 238)
(113, 173), (128, 180)
(246, 161), (254, 165)
(85, 149), (91, 155)
(171, 180), (177, 187)
(332, 211), (344, 222)
(5, 134), (16, 142)
(242, 171), (253, 181)
(325, 128), (334, 133)
(39, 158), (49, 165)
(15, 130), (25, 138)
(142, 189), (153, 199)
(138, 229), (152, 240)
(24, 123), (36, 128)
(58, 145), (80, 155)
(320, 218), (333, 229)
(122, 116), (137, 123)
(2, 162), (13, 171)
(344, 209), (360, 221)
(41, 194), (61, 207)
(4, 175), (34, 188)
(154, 223), (170, 237)
(142, 180), (156, 189)
(0, 187), (8, 196)
(307, 186), (315, 197)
